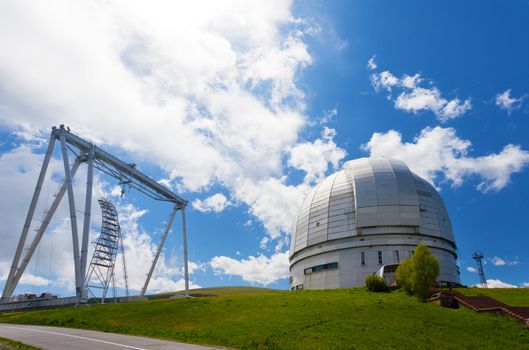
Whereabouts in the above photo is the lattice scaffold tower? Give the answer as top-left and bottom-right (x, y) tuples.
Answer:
(1, 125), (189, 303)
(473, 251), (487, 288)
(85, 199), (129, 303)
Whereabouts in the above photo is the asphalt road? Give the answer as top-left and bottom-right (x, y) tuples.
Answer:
(0, 324), (223, 350)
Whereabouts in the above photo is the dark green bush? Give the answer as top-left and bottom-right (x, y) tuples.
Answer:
(365, 275), (390, 292)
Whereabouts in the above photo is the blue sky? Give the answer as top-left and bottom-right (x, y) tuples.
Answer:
(0, 0), (528, 296)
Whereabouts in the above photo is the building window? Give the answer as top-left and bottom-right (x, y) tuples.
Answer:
(394, 250), (400, 263)
(378, 251), (383, 265)
(304, 262), (338, 275)
(291, 284), (304, 291)
(361, 252), (366, 266)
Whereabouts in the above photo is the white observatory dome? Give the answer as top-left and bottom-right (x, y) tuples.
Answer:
(289, 157), (460, 290)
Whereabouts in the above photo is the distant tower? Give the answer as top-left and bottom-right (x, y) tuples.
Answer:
(472, 251), (487, 288)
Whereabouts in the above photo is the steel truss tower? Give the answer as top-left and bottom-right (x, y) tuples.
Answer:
(472, 251), (487, 288)
(1, 125), (189, 303)
(85, 199), (129, 302)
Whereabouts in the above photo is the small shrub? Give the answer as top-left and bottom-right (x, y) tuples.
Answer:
(365, 275), (390, 292)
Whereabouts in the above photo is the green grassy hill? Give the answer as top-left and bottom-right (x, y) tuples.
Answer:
(147, 286), (276, 299)
(0, 287), (528, 349)
(456, 287), (529, 307)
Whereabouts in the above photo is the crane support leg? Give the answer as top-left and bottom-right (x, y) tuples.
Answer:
(80, 145), (94, 297)
(182, 206), (189, 297)
(4, 158), (82, 299)
(59, 133), (82, 298)
(1, 135), (56, 301)
(140, 205), (179, 297)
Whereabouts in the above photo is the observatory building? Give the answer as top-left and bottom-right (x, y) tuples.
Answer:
(289, 157), (460, 290)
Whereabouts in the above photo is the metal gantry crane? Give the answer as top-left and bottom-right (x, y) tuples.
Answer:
(1, 125), (189, 304)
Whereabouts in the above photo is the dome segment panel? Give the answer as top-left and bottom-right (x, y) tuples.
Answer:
(371, 157), (400, 206)
(327, 170), (355, 241)
(307, 172), (337, 246)
(290, 185), (317, 255)
(344, 158), (421, 229)
(392, 159), (421, 206)
(414, 175), (455, 243)
(345, 158), (377, 208)
(289, 211), (298, 255)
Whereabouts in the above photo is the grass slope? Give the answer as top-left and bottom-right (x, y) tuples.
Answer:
(148, 286), (276, 300)
(0, 337), (40, 350)
(455, 287), (529, 307)
(0, 288), (527, 350)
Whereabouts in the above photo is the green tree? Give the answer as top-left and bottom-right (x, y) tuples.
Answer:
(396, 244), (439, 302)
(396, 258), (413, 295)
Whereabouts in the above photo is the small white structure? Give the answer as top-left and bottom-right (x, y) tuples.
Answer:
(376, 264), (399, 286)
(289, 157), (460, 290)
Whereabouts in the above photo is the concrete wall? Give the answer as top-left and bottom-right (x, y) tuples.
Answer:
(290, 235), (460, 290)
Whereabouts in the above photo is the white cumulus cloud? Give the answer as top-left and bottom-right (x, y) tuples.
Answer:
(371, 71), (399, 94)
(490, 256), (506, 266)
(0, 263), (51, 288)
(362, 126), (529, 192)
(288, 127), (346, 183)
(192, 193), (232, 213)
(210, 251), (289, 285)
(487, 256), (518, 266)
(233, 177), (311, 239)
(0, 0), (344, 250)
(466, 267), (477, 273)
(370, 65), (471, 121)
(320, 108), (337, 125)
(476, 279), (518, 288)
(495, 89), (524, 114)
(367, 55), (377, 70)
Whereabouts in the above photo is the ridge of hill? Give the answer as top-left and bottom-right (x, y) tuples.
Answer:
(147, 286), (275, 299)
